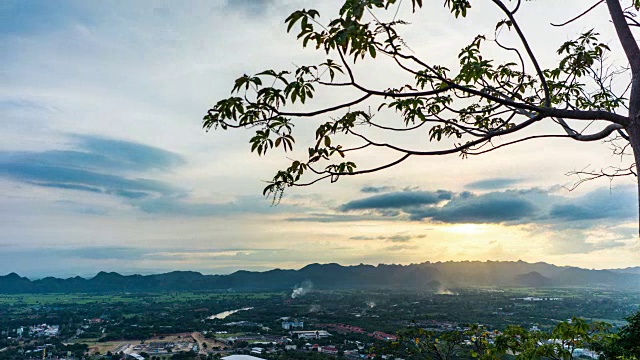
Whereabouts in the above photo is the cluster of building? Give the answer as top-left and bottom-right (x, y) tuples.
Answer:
(291, 330), (331, 339)
(224, 321), (264, 328)
(316, 345), (338, 355)
(226, 334), (284, 345)
(407, 319), (459, 332)
(318, 323), (365, 334)
(370, 331), (397, 341)
(115, 340), (197, 356)
(21, 324), (59, 337)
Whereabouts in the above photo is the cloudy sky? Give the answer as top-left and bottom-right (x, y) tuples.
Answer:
(1, 0), (638, 278)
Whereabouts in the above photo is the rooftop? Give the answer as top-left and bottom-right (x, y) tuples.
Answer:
(222, 356), (266, 360)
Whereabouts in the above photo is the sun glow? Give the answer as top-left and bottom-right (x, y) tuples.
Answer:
(443, 224), (486, 234)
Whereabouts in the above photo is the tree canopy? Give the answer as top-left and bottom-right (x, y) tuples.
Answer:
(382, 317), (629, 360)
(203, 0), (640, 229)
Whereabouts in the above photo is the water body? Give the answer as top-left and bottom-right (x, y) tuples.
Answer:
(208, 307), (253, 320)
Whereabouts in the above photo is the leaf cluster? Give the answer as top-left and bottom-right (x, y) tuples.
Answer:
(203, 0), (633, 200)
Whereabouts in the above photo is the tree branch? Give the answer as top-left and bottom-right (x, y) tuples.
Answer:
(572, 123), (624, 141)
(565, 164), (637, 191)
(551, 0), (604, 27)
(606, 0), (640, 72)
(392, 52), (630, 125)
(345, 113), (544, 156)
(491, 0), (551, 107)
(277, 94), (372, 117)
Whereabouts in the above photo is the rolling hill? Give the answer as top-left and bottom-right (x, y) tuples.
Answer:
(0, 260), (638, 293)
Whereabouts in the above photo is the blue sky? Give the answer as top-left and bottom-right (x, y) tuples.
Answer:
(1, 0), (638, 277)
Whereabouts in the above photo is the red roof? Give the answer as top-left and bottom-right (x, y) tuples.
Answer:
(371, 331), (398, 341)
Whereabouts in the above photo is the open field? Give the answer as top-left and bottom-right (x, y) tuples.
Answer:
(0, 294), (137, 305)
(191, 332), (229, 352)
(78, 333), (197, 355)
(76, 340), (135, 355)
(0, 292), (284, 306)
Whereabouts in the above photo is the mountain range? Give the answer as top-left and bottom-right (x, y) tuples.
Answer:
(0, 260), (638, 294)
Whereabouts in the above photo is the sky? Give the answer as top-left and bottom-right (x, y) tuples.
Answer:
(1, 0), (639, 278)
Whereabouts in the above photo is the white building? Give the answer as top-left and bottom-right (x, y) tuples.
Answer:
(128, 354), (145, 360)
(292, 330), (330, 339)
(573, 349), (599, 359)
(282, 320), (304, 330)
(222, 356), (266, 360)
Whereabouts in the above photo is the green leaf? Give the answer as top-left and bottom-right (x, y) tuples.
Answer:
(368, 44), (376, 58)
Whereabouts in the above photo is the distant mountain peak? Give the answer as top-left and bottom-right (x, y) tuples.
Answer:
(92, 271), (124, 280)
(514, 271), (552, 287)
(3, 272), (24, 280)
(0, 260), (638, 294)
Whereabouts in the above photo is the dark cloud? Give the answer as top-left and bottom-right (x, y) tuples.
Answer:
(360, 185), (394, 193)
(0, 135), (297, 217)
(335, 186), (635, 231)
(409, 191), (537, 224)
(74, 135), (185, 170)
(349, 235), (384, 241)
(550, 204), (598, 221)
(466, 178), (522, 190)
(0, 135), (184, 175)
(549, 187), (637, 222)
(348, 234), (426, 242)
(287, 213), (388, 223)
(386, 235), (413, 243)
(385, 244), (419, 251)
(340, 190), (453, 211)
(339, 189), (538, 224)
(39, 182), (105, 194)
(0, 161), (180, 200)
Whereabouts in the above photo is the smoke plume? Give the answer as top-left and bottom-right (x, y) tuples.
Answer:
(436, 287), (458, 295)
(291, 280), (313, 298)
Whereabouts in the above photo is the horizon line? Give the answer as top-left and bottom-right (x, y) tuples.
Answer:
(3, 259), (636, 280)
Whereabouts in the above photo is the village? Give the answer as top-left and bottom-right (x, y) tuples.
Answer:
(2, 317), (407, 360)
(0, 286), (631, 360)
(3, 316), (603, 360)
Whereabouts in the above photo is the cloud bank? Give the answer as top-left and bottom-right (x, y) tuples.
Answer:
(336, 187), (636, 227)
(0, 134), (294, 217)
